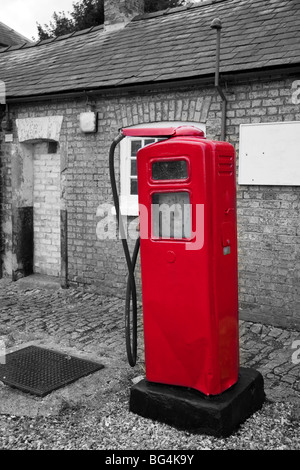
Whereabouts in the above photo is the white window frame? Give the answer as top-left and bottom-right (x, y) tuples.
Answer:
(119, 121), (206, 216)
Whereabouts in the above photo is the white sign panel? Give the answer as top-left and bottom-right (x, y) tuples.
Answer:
(238, 122), (300, 186)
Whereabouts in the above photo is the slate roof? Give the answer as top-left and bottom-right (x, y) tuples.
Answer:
(0, 21), (32, 48)
(0, 0), (299, 99)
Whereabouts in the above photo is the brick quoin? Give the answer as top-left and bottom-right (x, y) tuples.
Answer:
(1, 74), (300, 330)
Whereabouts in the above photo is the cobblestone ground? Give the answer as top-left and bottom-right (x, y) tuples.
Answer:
(0, 275), (299, 404)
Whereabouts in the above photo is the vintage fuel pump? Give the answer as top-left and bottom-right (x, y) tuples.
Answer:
(136, 126), (239, 396)
(109, 125), (265, 436)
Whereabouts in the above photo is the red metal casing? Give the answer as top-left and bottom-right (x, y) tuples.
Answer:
(135, 126), (239, 396)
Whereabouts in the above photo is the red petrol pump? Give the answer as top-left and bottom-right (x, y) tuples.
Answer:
(136, 125), (239, 396)
(109, 125), (265, 436)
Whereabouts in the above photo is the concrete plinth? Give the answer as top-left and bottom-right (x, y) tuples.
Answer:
(129, 367), (265, 437)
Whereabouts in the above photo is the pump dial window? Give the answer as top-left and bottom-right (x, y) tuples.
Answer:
(152, 192), (191, 239)
(152, 160), (188, 181)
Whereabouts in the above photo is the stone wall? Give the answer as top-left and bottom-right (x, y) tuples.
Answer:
(33, 144), (61, 276)
(0, 73), (299, 329)
(0, 108), (3, 278)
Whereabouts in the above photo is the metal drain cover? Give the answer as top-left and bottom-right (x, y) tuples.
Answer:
(0, 345), (104, 397)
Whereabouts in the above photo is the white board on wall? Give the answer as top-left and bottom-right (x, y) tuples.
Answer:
(238, 121), (300, 186)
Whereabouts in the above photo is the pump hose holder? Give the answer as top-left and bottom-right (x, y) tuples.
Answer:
(109, 132), (140, 367)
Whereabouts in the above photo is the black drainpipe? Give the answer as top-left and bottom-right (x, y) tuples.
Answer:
(210, 18), (227, 141)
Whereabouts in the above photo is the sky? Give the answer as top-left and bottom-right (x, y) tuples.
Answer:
(1, 0), (76, 41)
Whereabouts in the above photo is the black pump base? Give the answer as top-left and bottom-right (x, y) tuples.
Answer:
(129, 367), (265, 437)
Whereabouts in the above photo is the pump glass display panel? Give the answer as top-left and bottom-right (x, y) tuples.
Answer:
(152, 192), (191, 239)
(152, 160), (188, 180)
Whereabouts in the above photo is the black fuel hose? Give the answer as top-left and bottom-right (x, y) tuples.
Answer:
(109, 132), (139, 366)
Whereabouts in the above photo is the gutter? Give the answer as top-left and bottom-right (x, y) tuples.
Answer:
(4, 75), (216, 104)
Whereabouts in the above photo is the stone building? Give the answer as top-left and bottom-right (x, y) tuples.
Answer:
(0, 0), (299, 329)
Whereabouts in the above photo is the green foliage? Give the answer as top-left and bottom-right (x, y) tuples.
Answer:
(72, 0), (104, 30)
(36, 0), (104, 40)
(36, 0), (185, 40)
(37, 12), (74, 40)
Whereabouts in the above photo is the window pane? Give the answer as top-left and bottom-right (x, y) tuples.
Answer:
(131, 140), (142, 157)
(152, 192), (191, 239)
(131, 159), (137, 176)
(130, 179), (138, 195)
(144, 138), (156, 146)
(152, 160), (188, 180)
